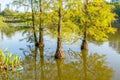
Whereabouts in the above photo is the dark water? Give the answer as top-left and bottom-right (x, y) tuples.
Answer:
(0, 28), (120, 80)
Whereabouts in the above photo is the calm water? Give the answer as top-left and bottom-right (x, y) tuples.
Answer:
(0, 28), (120, 80)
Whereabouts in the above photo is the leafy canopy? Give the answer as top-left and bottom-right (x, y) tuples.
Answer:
(70, 0), (116, 41)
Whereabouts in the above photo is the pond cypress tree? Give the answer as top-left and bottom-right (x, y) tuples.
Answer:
(83, 0), (116, 50)
(39, 0), (44, 48)
(31, 0), (38, 46)
(13, 0), (39, 46)
(81, 0), (89, 50)
(71, 0), (116, 50)
(55, 0), (65, 59)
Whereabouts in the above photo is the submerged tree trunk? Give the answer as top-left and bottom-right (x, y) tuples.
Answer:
(39, 0), (44, 48)
(31, 0), (38, 46)
(39, 28), (44, 48)
(55, 0), (65, 59)
(39, 46), (44, 58)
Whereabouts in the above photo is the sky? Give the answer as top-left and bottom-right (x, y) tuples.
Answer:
(0, 0), (26, 12)
(0, 0), (12, 11)
(0, 0), (111, 12)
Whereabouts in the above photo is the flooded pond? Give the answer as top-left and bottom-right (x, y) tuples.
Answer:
(0, 28), (120, 80)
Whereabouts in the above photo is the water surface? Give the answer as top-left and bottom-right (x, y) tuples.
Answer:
(0, 28), (120, 80)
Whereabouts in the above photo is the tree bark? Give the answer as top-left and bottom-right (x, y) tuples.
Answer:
(39, 46), (44, 58)
(81, 30), (88, 50)
(31, 0), (38, 46)
(81, 0), (88, 50)
(55, 0), (65, 59)
(39, 0), (44, 48)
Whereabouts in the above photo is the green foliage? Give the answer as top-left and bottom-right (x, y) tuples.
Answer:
(113, 2), (120, 20)
(47, 0), (116, 44)
(0, 49), (21, 71)
(46, 0), (80, 44)
(9, 0), (117, 44)
(88, 1), (116, 41)
(0, 9), (17, 16)
(0, 16), (9, 32)
(0, 16), (18, 37)
(70, 0), (116, 41)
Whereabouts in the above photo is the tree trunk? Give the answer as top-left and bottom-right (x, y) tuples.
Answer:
(81, 30), (88, 50)
(81, 0), (88, 50)
(31, 0), (38, 46)
(55, 38), (65, 59)
(39, 28), (44, 48)
(39, 46), (44, 58)
(55, 0), (65, 59)
(39, 0), (44, 48)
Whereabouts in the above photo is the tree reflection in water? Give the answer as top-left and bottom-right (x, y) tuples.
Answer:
(109, 28), (120, 54)
(0, 46), (113, 80)
(19, 46), (113, 80)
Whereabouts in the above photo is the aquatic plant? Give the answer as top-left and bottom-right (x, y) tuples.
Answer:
(0, 49), (22, 71)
